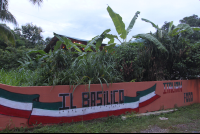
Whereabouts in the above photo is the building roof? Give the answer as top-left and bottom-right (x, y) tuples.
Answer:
(60, 35), (89, 42)
(44, 34), (107, 53)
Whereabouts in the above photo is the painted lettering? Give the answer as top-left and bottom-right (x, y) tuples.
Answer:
(82, 92), (89, 107)
(91, 92), (96, 106)
(113, 90), (118, 104)
(81, 90), (124, 107)
(59, 93), (69, 110)
(163, 82), (182, 94)
(97, 91), (102, 106)
(184, 92), (193, 103)
(70, 93), (76, 109)
(119, 90), (124, 103)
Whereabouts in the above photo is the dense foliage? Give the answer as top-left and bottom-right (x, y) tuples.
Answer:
(1, 6), (200, 88)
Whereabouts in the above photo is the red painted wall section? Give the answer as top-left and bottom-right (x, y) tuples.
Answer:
(0, 79), (200, 130)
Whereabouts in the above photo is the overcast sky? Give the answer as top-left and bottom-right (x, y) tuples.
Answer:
(4, 0), (200, 44)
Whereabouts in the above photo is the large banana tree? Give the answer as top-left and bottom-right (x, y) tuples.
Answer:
(140, 18), (200, 80)
(0, 0), (43, 47)
(106, 6), (167, 53)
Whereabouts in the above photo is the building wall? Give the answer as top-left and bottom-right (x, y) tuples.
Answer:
(0, 79), (199, 130)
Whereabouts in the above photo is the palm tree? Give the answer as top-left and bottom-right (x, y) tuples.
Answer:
(0, 0), (43, 46)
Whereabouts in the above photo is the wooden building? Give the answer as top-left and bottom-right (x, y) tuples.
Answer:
(44, 34), (107, 53)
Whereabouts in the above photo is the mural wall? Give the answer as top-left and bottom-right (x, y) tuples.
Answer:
(0, 79), (200, 130)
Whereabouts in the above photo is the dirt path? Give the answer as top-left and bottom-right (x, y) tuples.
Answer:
(140, 121), (200, 133)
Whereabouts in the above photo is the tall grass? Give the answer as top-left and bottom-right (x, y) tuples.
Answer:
(0, 49), (123, 88)
(0, 69), (37, 86)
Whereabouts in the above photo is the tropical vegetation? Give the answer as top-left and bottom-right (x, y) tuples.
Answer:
(0, 0), (43, 46)
(0, 6), (200, 90)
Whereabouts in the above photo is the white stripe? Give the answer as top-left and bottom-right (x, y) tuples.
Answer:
(31, 101), (139, 117)
(139, 91), (156, 103)
(0, 97), (32, 111)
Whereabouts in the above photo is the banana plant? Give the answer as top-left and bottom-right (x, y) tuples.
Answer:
(107, 5), (167, 52)
(169, 23), (200, 37)
(107, 5), (140, 44)
(140, 18), (200, 52)
(85, 29), (115, 52)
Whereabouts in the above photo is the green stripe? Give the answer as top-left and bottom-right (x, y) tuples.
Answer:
(136, 84), (156, 97)
(124, 96), (140, 103)
(33, 101), (62, 110)
(124, 84), (156, 103)
(0, 88), (39, 103)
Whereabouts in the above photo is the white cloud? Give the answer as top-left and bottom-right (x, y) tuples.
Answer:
(4, 0), (200, 44)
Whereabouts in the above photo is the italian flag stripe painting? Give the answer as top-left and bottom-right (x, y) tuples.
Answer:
(0, 88), (39, 118)
(28, 84), (160, 125)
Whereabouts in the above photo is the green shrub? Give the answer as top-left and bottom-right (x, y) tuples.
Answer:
(0, 47), (26, 70)
(114, 43), (144, 82)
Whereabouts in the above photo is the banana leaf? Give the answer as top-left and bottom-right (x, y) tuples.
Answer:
(141, 18), (159, 30)
(126, 11), (140, 35)
(85, 36), (99, 52)
(192, 27), (200, 31)
(28, 50), (46, 55)
(105, 34), (119, 44)
(171, 23), (194, 37)
(133, 34), (168, 52)
(63, 38), (82, 52)
(54, 40), (62, 51)
(168, 21), (174, 36)
(54, 32), (64, 42)
(107, 6), (127, 39)
(95, 29), (111, 52)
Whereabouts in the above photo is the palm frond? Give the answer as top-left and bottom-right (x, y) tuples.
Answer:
(0, 10), (17, 26)
(0, 24), (15, 46)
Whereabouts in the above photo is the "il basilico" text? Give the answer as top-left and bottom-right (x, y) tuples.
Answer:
(59, 90), (124, 110)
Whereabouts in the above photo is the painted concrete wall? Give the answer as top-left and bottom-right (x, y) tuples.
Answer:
(0, 79), (199, 130)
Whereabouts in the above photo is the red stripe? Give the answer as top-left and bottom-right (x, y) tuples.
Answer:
(0, 104), (31, 118)
(28, 108), (139, 125)
(139, 95), (160, 108)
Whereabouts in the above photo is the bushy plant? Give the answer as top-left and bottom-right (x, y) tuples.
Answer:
(23, 49), (75, 86)
(114, 42), (145, 82)
(0, 47), (27, 70)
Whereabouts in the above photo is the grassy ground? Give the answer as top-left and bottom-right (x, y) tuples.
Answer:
(1, 103), (200, 133)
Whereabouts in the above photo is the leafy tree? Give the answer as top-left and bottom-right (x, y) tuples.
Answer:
(179, 14), (200, 43)
(0, 47), (28, 70)
(44, 37), (52, 45)
(21, 23), (44, 48)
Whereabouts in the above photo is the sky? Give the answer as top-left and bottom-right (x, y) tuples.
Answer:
(4, 0), (200, 44)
